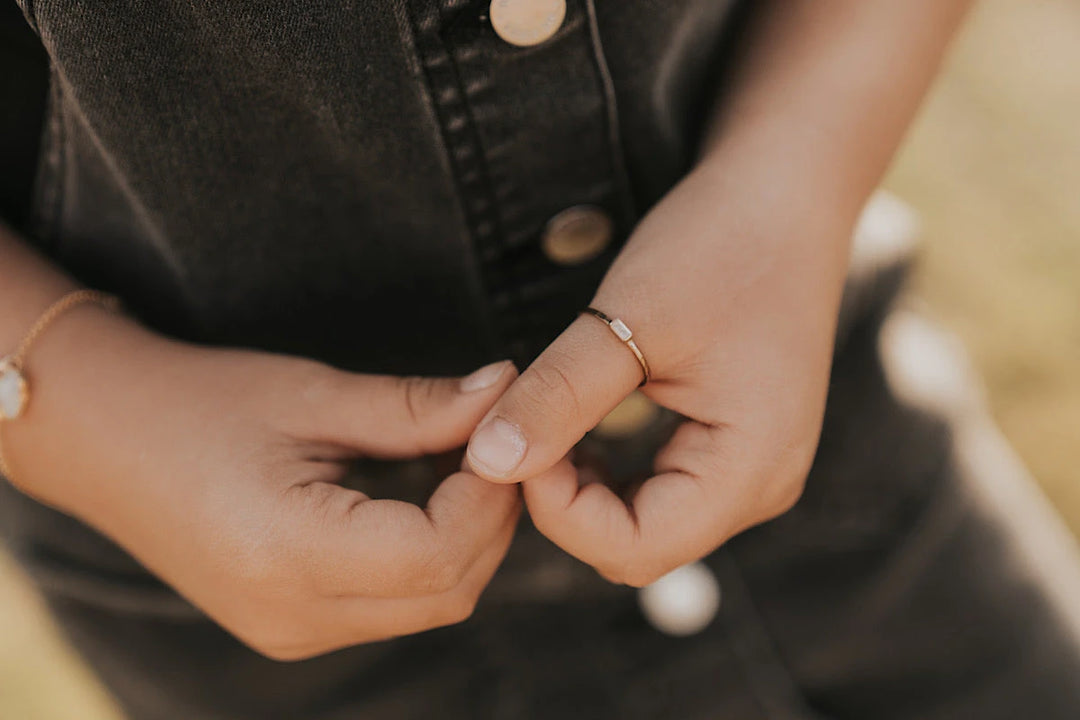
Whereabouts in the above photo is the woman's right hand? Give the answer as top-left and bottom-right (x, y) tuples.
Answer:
(3, 305), (522, 660)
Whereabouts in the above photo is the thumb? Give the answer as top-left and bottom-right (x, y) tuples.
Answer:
(301, 360), (518, 458)
(465, 314), (646, 483)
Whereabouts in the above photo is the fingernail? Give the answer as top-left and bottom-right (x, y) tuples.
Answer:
(468, 417), (527, 478)
(460, 360), (511, 393)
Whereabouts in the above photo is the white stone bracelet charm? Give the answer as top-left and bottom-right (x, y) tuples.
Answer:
(0, 357), (28, 421)
(0, 290), (120, 481)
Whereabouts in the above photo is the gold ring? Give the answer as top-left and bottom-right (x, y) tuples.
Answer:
(579, 307), (651, 386)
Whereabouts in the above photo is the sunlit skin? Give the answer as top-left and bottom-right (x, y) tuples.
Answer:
(0, 0), (970, 659)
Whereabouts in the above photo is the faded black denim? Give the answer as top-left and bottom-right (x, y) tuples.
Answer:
(0, 2), (46, 225)
(2, 2), (1080, 718)
(11, 0), (742, 372)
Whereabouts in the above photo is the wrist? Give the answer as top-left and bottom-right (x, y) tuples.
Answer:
(696, 127), (869, 237)
(0, 301), (162, 505)
(688, 147), (860, 274)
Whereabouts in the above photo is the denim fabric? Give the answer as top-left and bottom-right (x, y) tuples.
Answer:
(12, 0), (741, 371)
(0, 2), (47, 226)
(2, 2), (1080, 718)
(4, 271), (1080, 720)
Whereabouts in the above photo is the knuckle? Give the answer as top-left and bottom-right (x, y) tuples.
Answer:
(517, 357), (582, 423)
(764, 445), (814, 519)
(397, 375), (436, 429)
(437, 590), (480, 626)
(600, 554), (665, 589)
(234, 618), (320, 662)
(3, 466), (32, 495)
(768, 473), (807, 518)
(250, 638), (320, 663)
(788, 436), (819, 486)
(619, 564), (666, 589)
(754, 428), (817, 520)
(249, 641), (307, 662)
(750, 463), (808, 523)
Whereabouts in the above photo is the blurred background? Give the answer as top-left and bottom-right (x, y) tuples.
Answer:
(1, 1), (1078, 717)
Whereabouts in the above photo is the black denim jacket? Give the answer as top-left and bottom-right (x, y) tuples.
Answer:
(7, 0), (743, 373)
(0, 0), (756, 612)
(10, 8), (1080, 720)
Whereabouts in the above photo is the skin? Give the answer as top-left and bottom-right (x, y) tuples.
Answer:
(466, 0), (974, 587)
(1, 234), (529, 660)
(1, 0), (971, 659)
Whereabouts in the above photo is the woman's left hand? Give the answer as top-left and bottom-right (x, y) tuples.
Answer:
(464, 158), (857, 587)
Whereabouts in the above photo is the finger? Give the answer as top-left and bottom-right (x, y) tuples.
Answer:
(522, 422), (781, 587)
(465, 315), (645, 483)
(292, 471), (521, 599)
(522, 461), (718, 587)
(259, 513), (517, 660)
(295, 360), (518, 458)
(328, 504), (518, 647)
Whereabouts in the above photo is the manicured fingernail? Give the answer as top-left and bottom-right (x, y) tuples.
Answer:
(460, 360), (511, 393)
(468, 417), (527, 478)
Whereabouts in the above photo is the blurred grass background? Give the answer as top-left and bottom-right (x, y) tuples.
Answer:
(1, 1), (1078, 716)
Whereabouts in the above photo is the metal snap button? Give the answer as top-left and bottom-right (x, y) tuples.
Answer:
(542, 205), (614, 266)
(490, 0), (567, 47)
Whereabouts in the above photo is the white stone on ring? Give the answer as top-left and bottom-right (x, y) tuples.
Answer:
(609, 318), (633, 342)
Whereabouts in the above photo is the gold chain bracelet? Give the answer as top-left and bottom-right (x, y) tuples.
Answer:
(0, 290), (121, 481)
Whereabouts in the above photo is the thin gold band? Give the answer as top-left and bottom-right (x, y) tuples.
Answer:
(579, 307), (651, 387)
(0, 290), (120, 482)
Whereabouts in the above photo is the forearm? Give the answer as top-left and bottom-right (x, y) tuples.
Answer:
(700, 0), (972, 223)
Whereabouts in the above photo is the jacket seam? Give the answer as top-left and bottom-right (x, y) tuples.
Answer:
(17, 0), (39, 33)
(401, 0), (509, 357)
(30, 61), (65, 252)
(582, 0), (639, 228)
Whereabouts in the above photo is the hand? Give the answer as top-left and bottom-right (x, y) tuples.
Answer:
(464, 160), (855, 587)
(5, 308), (522, 660)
